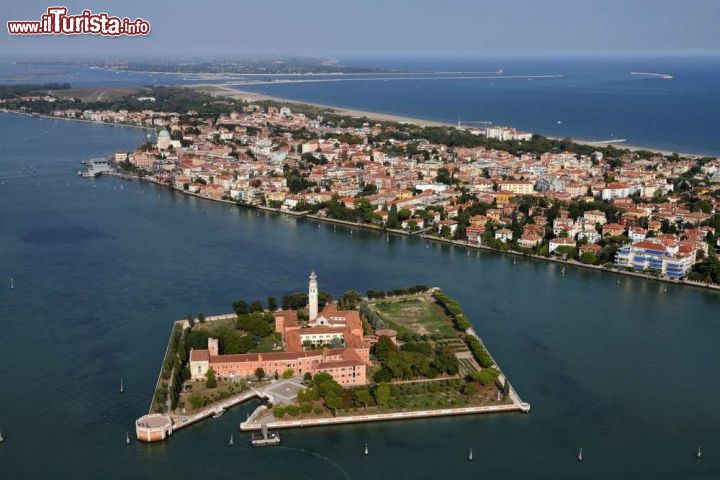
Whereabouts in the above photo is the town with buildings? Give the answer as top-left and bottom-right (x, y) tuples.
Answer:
(2, 85), (720, 285)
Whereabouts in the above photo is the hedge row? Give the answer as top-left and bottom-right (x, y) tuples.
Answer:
(434, 291), (471, 331)
(366, 285), (430, 299)
(464, 335), (494, 368)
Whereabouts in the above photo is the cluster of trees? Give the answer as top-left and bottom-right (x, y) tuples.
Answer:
(324, 195), (378, 223)
(689, 253), (720, 284)
(366, 285), (429, 299)
(373, 336), (459, 382)
(185, 310), (275, 356)
(236, 311), (275, 337)
(6, 86), (242, 119)
(284, 166), (315, 193)
(291, 372), (345, 415)
(231, 298), (272, 315)
(281, 291), (332, 310)
(0, 83), (71, 99)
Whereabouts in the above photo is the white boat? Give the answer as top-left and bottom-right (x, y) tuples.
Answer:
(9, 277), (13, 289)
(468, 448), (473, 461)
(229, 434), (234, 446)
(212, 409), (225, 419)
(697, 446), (702, 459)
(120, 378), (124, 394)
(364, 443), (369, 456)
(126, 432), (130, 445)
(577, 448), (583, 462)
(0, 430), (4, 443)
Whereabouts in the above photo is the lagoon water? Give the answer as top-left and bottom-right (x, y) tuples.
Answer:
(2, 113), (720, 479)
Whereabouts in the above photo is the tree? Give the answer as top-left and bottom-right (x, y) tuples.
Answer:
(387, 203), (400, 229)
(187, 313), (195, 328)
(303, 372), (313, 384)
(340, 290), (362, 310)
(374, 383), (390, 410)
(436, 167), (452, 185)
(282, 368), (295, 379)
(267, 296), (278, 312)
(324, 391), (342, 415)
(353, 388), (373, 412)
(250, 300), (264, 312)
(376, 335), (398, 363)
(188, 393), (205, 409)
(198, 312), (206, 323)
(255, 367), (265, 381)
(205, 368), (217, 388)
(232, 299), (250, 315)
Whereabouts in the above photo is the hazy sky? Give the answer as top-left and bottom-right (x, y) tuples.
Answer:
(3, 0), (720, 58)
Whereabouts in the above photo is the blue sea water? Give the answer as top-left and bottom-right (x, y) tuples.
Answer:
(240, 55), (720, 155)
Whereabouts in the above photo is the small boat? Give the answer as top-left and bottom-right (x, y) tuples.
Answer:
(468, 448), (473, 461)
(120, 378), (124, 394)
(364, 443), (369, 456)
(513, 258), (517, 265)
(697, 446), (702, 459)
(213, 409), (225, 419)
(229, 434), (234, 447)
(561, 267), (566, 276)
(617, 278), (621, 285)
(9, 277), (13, 289)
(126, 432), (130, 445)
(577, 448), (583, 462)
(0, 430), (4, 443)
(663, 285), (668, 293)
(466, 249), (470, 256)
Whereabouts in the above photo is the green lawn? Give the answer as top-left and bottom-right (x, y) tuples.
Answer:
(371, 297), (456, 337)
(252, 333), (281, 353)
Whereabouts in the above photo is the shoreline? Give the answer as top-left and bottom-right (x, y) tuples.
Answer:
(106, 171), (720, 293)
(193, 83), (717, 158)
(0, 109), (155, 132)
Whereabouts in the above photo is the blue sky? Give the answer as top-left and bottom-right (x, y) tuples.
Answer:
(3, 0), (720, 58)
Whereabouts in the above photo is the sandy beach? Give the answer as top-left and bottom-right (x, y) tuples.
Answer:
(192, 83), (450, 127)
(193, 83), (714, 158)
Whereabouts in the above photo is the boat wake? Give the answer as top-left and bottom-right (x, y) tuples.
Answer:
(276, 446), (352, 480)
(630, 71), (673, 80)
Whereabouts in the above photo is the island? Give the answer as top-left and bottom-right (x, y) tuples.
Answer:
(134, 272), (529, 442)
(1, 83), (719, 289)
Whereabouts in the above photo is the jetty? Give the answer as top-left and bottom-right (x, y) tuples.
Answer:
(77, 158), (111, 178)
(251, 424), (281, 447)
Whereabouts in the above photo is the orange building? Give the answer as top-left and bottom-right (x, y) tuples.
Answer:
(189, 273), (370, 386)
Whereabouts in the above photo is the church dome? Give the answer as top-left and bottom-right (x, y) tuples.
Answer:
(157, 129), (170, 139)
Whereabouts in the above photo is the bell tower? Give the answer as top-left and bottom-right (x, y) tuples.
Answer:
(308, 271), (319, 321)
